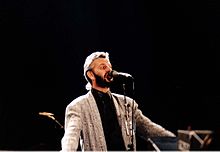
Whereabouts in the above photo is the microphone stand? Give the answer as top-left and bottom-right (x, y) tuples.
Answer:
(147, 138), (160, 152)
(122, 77), (135, 151)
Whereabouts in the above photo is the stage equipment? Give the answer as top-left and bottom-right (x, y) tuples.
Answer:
(177, 129), (213, 150)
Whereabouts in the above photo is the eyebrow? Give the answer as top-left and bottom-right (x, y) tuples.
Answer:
(98, 63), (112, 67)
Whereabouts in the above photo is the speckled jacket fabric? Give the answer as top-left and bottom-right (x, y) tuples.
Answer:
(61, 91), (175, 151)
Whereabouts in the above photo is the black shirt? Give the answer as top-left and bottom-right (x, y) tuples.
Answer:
(92, 89), (126, 150)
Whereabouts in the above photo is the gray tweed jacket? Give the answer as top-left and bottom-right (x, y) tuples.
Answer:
(61, 90), (175, 151)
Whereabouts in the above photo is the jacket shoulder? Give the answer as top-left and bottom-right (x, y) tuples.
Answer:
(111, 92), (134, 103)
(112, 92), (132, 99)
(67, 93), (88, 108)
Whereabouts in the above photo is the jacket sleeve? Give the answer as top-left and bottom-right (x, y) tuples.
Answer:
(61, 102), (82, 151)
(133, 101), (176, 140)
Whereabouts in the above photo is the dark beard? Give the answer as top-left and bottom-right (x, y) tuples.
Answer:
(94, 73), (111, 88)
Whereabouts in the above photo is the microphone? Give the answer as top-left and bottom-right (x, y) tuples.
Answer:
(108, 70), (133, 79)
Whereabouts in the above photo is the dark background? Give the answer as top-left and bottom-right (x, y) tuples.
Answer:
(1, 0), (220, 150)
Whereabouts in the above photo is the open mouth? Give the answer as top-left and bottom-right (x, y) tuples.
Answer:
(105, 72), (113, 81)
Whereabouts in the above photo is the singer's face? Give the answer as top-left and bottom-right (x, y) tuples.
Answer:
(90, 58), (113, 87)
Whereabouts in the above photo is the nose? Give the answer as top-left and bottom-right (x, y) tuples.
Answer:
(105, 65), (112, 77)
(107, 65), (112, 71)
(103, 64), (112, 72)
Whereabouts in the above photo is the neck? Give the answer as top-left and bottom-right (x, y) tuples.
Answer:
(92, 86), (110, 93)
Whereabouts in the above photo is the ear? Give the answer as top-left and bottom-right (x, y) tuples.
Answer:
(87, 70), (95, 81)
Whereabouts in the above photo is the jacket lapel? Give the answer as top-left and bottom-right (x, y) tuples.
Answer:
(86, 91), (107, 149)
